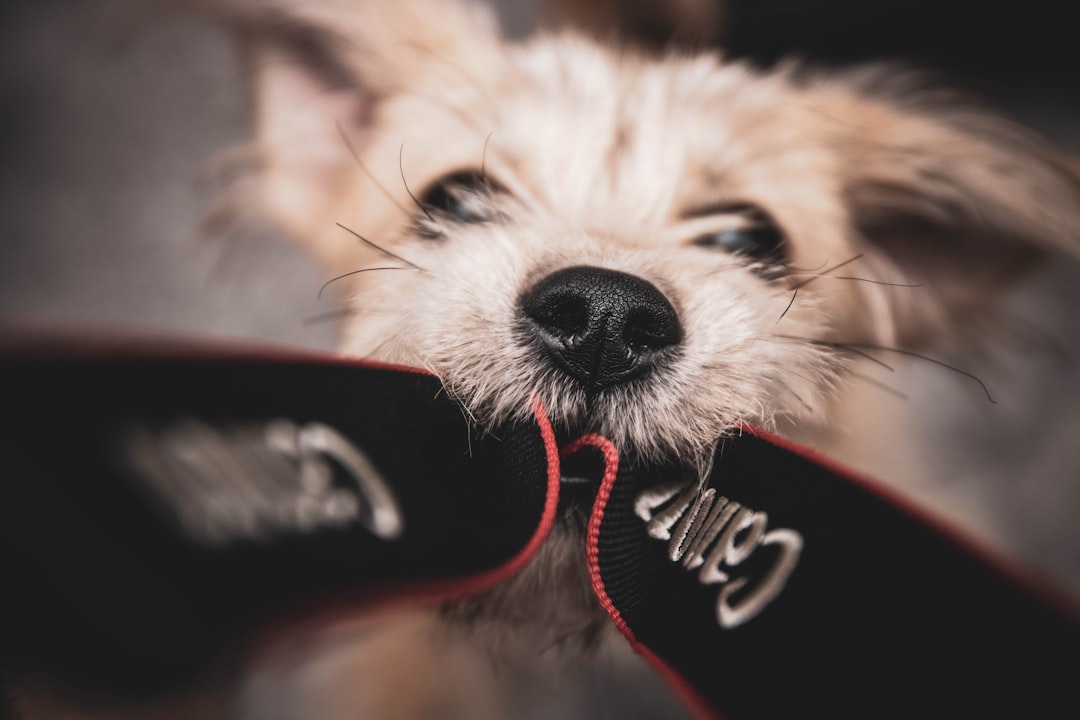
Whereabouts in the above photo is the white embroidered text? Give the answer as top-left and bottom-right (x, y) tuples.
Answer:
(125, 418), (404, 545)
(635, 481), (802, 628)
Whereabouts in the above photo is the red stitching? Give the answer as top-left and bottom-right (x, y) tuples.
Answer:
(572, 434), (724, 720)
(563, 434), (631, 637)
(442, 397), (562, 593)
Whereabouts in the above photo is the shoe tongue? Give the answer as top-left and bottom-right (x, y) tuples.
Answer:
(0, 332), (559, 696)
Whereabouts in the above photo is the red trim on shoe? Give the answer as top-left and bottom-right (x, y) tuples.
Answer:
(562, 434), (628, 636)
(566, 434), (724, 720)
(450, 396), (563, 592)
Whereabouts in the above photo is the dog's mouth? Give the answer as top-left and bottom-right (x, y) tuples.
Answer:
(557, 445), (603, 518)
(553, 423), (597, 478)
(551, 418), (696, 529)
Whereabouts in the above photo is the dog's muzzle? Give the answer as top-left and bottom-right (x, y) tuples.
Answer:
(520, 266), (681, 392)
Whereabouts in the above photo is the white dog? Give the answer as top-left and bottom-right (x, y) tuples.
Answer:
(206, 0), (1080, 715)
(18, 1), (1080, 717)
(201, 0), (1080, 543)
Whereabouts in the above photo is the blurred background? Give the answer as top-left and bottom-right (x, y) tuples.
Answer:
(2, 0), (1078, 716)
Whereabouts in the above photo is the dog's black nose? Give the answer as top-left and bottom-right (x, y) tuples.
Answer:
(520, 266), (682, 391)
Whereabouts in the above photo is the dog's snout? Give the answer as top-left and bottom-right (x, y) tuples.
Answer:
(520, 266), (681, 391)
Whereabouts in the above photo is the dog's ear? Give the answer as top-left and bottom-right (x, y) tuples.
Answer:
(193, 0), (502, 255)
(823, 70), (1080, 347)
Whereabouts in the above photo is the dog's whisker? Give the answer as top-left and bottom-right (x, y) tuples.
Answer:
(837, 346), (896, 372)
(317, 266), (414, 299)
(777, 288), (798, 323)
(817, 341), (896, 372)
(807, 339), (996, 403)
(407, 94), (534, 205)
(399, 143), (435, 221)
(845, 342), (997, 404)
(334, 222), (429, 273)
(846, 369), (910, 401)
(788, 275), (924, 288)
(336, 121), (412, 219)
(790, 253), (865, 290)
(787, 256), (832, 273)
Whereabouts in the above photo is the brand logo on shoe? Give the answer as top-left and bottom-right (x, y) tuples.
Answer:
(124, 418), (403, 545)
(635, 481), (802, 628)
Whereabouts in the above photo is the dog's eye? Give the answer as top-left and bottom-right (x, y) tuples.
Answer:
(692, 225), (785, 262)
(418, 171), (493, 225)
(684, 203), (787, 270)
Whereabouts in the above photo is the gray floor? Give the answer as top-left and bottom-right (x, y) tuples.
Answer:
(2, 0), (1078, 716)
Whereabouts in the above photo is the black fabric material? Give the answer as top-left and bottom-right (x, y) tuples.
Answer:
(4, 336), (1078, 718)
(0, 343), (552, 695)
(596, 432), (1080, 719)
